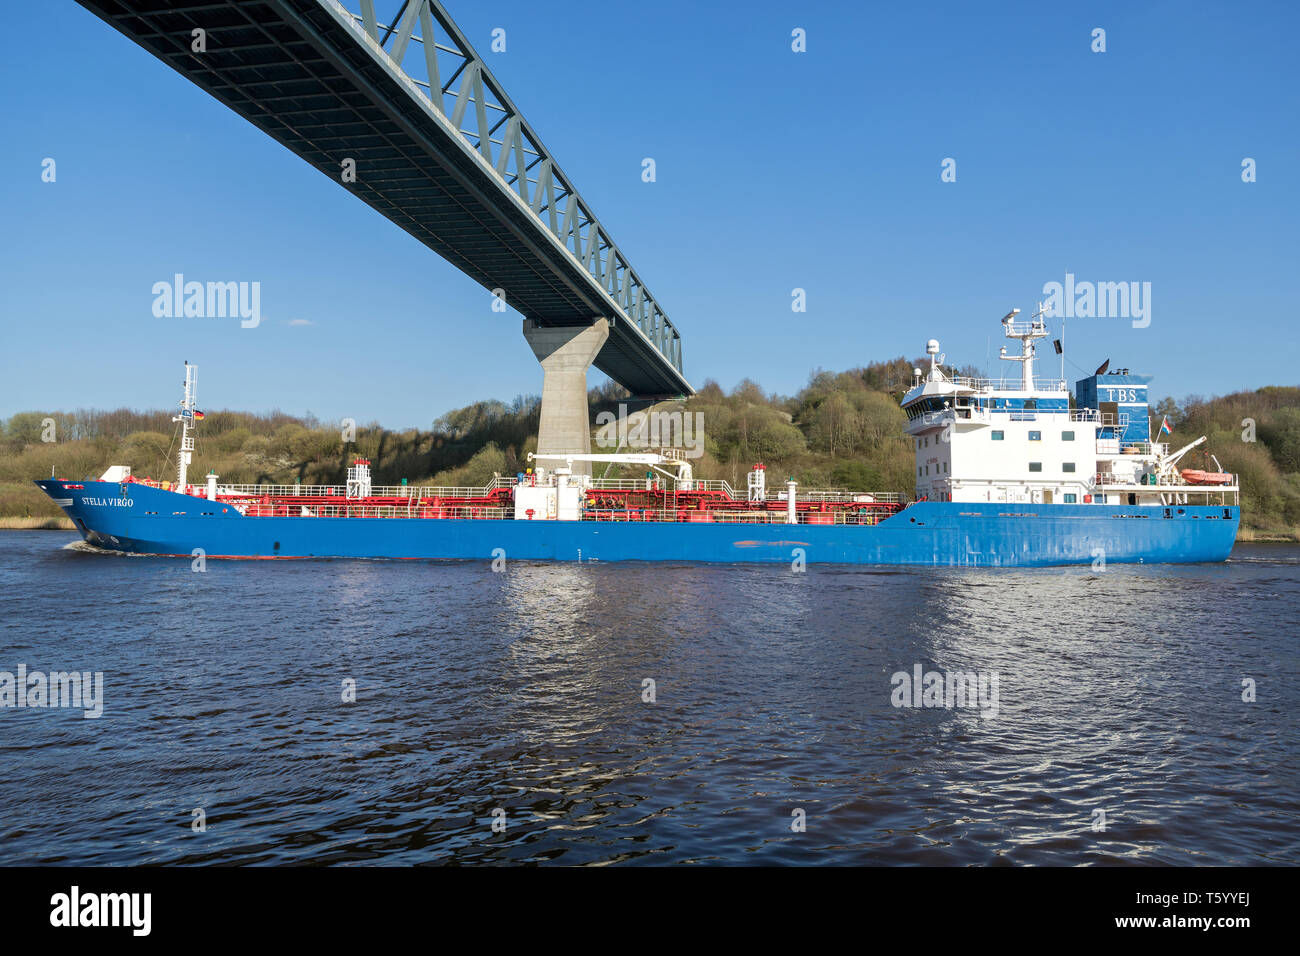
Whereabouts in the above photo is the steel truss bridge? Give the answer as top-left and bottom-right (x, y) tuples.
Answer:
(77, 0), (690, 397)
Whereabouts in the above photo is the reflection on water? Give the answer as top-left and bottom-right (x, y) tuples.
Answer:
(1, 532), (1296, 865)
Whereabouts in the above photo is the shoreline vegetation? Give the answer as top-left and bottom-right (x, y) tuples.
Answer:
(3, 361), (1297, 544)
(1, 516), (75, 530)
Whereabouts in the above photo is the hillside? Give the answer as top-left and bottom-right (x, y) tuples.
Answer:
(3, 363), (1297, 540)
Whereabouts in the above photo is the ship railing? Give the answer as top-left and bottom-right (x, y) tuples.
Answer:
(219, 484), (346, 497)
(1116, 441), (1167, 457)
(951, 376), (994, 391)
(794, 489), (904, 503)
(388, 483), (510, 499)
(587, 478), (672, 492)
(692, 479), (740, 496)
(579, 509), (891, 526)
(217, 477), (515, 500)
(235, 502), (903, 522)
(1001, 320), (1049, 337)
(952, 376), (1069, 392)
(1072, 410), (1132, 427)
(1093, 471), (1240, 488)
(1092, 471), (1168, 488)
(242, 503), (516, 519)
(913, 411), (954, 427)
(585, 477), (742, 497)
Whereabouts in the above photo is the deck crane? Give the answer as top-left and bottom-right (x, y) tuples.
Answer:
(527, 452), (695, 488)
(1155, 436), (1207, 481)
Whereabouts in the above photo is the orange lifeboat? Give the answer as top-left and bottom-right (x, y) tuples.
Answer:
(1180, 469), (1232, 485)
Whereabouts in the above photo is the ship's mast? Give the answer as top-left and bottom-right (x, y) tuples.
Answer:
(172, 362), (198, 489)
(998, 306), (1049, 391)
(1057, 301), (1066, 384)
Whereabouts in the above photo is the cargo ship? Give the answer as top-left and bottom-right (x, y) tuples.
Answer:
(35, 311), (1239, 566)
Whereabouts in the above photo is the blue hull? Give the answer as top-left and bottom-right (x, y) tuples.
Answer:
(36, 480), (1239, 566)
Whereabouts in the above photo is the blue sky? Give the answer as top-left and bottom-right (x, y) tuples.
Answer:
(2, 0), (1296, 428)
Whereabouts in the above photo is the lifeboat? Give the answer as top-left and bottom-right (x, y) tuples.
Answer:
(1180, 469), (1232, 485)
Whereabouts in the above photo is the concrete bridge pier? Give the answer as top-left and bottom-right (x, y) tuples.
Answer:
(524, 317), (610, 476)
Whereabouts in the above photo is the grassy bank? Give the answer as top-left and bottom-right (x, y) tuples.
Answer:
(1233, 527), (1300, 543)
(0, 516), (75, 530)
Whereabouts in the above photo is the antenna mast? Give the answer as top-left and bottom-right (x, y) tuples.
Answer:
(997, 307), (1049, 391)
(172, 362), (198, 489)
(1048, 301), (1065, 383)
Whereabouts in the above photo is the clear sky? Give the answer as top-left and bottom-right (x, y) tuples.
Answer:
(2, 0), (1296, 428)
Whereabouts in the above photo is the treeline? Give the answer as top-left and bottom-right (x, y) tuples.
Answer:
(1155, 387), (1300, 535)
(3, 364), (1298, 538)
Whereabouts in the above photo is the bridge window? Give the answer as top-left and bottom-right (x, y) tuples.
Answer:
(1029, 430), (1041, 441)
(1025, 399), (1037, 410)
(991, 430), (1004, 440)
(1063, 462), (1076, 473)
(1029, 462), (1043, 472)
(1064, 493), (1078, 503)
(1062, 430), (1075, 441)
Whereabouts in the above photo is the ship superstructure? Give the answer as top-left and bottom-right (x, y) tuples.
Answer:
(902, 308), (1238, 510)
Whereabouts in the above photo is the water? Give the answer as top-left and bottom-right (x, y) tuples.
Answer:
(1, 529), (1295, 865)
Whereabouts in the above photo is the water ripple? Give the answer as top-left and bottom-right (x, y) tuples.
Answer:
(0, 532), (1295, 865)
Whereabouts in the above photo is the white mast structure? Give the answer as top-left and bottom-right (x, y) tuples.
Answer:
(998, 306), (1049, 391)
(1056, 301), (1066, 384)
(172, 361), (198, 490)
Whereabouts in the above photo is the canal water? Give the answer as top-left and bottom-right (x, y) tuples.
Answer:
(1, 531), (1295, 865)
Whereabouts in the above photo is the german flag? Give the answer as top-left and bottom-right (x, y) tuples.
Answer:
(193, 410), (205, 420)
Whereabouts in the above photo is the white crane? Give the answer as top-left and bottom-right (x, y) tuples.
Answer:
(527, 451), (694, 485)
(1155, 436), (1206, 481)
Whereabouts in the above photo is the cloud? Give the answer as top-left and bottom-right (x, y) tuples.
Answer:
(286, 318), (314, 326)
